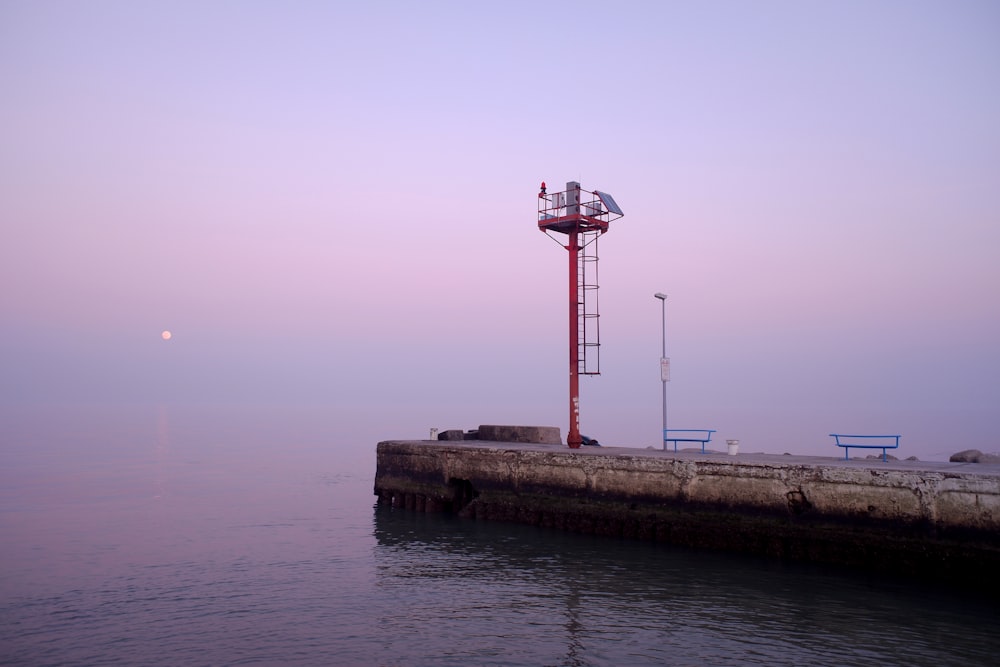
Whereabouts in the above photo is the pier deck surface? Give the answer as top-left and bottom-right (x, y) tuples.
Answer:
(399, 439), (1000, 472)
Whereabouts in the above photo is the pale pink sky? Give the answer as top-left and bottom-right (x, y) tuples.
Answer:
(2, 1), (998, 459)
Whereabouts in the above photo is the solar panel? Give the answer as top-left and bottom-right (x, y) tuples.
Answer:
(594, 191), (623, 216)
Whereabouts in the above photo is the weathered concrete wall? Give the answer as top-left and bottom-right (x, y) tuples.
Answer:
(374, 440), (1000, 587)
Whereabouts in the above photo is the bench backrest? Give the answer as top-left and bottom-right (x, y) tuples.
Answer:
(830, 434), (900, 448)
(664, 429), (716, 441)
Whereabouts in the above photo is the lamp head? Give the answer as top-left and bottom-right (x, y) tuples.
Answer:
(654, 293), (668, 300)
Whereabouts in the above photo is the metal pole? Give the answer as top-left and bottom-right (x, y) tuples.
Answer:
(655, 293), (668, 448)
(567, 230), (582, 449)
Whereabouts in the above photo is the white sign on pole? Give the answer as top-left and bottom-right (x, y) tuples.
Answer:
(660, 357), (671, 382)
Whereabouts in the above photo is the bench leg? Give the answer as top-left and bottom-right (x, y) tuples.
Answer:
(844, 447), (850, 461)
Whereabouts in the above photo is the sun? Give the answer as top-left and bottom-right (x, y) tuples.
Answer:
(161, 330), (172, 341)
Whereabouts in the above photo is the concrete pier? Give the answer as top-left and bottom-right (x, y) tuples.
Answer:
(374, 439), (1000, 588)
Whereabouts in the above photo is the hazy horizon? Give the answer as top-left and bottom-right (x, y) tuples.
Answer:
(2, 2), (998, 461)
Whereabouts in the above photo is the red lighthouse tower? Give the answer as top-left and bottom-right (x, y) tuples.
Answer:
(538, 181), (624, 448)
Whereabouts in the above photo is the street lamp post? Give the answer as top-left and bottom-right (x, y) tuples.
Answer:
(654, 293), (668, 449)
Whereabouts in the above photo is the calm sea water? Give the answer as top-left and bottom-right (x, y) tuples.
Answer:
(1, 405), (997, 666)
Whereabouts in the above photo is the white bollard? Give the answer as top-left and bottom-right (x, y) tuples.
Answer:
(430, 428), (439, 440)
(727, 439), (740, 456)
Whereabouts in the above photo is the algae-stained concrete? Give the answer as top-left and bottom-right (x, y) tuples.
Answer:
(374, 440), (1000, 587)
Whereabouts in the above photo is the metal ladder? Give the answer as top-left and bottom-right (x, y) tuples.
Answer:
(577, 228), (601, 375)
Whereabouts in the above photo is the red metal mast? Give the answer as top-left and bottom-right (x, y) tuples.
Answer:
(538, 181), (624, 448)
(567, 226), (581, 447)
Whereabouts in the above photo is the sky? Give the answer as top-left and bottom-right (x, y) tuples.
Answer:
(2, 1), (998, 460)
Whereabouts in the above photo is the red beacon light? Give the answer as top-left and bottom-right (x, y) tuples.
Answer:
(537, 181), (624, 448)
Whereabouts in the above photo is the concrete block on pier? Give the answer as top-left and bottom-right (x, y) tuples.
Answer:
(477, 425), (562, 445)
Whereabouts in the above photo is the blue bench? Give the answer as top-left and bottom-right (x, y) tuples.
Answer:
(663, 429), (716, 453)
(830, 433), (900, 462)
